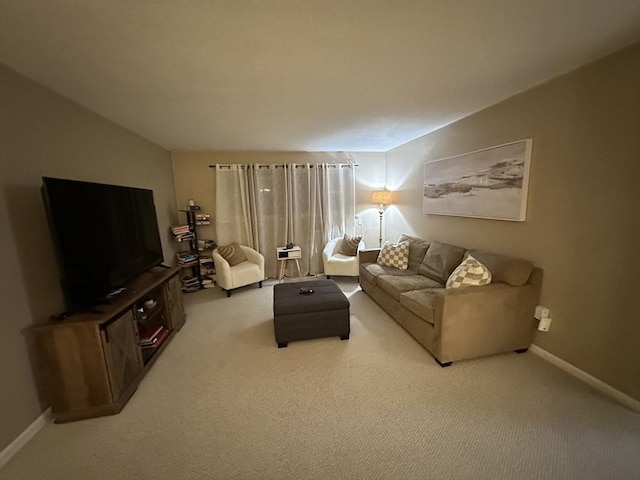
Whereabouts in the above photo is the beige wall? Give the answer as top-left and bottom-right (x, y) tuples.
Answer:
(385, 43), (640, 401)
(171, 151), (386, 249)
(0, 65), (177, 451)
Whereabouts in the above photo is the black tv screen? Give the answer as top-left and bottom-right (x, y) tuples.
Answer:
(42, 177), (164, 311)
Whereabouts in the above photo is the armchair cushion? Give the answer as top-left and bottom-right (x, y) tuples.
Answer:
(337, 234), (362, 256)
(217, 242), (247, 266)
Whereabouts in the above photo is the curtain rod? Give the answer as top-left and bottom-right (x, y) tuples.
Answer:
(208, 163), (358, 168)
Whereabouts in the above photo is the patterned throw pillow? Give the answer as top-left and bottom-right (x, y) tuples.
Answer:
(446, 255), (492, 288)
(376, 241), (410, 270)
(338, 234), (362, 256)
(217, 242), (248, 266)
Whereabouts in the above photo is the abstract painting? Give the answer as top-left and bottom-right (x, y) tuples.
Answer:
(423, 139), (532, 221)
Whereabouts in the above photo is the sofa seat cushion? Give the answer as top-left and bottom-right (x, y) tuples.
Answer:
(377, 274), (443, 300)
(418, 241), (466, 284)
(360, 263), (417, 285)
(467, 249), (533, 286)
(399, 289), (439, 325)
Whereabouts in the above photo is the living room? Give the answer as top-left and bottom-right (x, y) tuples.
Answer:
(1, 1), (639, 478)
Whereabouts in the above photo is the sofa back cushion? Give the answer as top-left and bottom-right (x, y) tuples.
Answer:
(398, 234), (431, 271)
(467, 249), (533, 286)
(418, 241), (466, 284)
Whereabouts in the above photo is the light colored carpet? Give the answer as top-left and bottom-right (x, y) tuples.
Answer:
(2, 278), (639, 480)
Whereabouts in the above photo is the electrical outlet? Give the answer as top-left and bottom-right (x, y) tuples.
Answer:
(534, 305), (550, 320)
(538, 317), (552, 332)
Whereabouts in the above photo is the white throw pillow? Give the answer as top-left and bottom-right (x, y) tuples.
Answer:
(446, 254), (492, 288)
(376, 241), (410, 270)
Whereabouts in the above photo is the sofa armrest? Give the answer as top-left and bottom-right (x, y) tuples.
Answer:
(359, 248), (380, 264)
(432, 281), (540, 363)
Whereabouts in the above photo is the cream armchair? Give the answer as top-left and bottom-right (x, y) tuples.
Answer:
(322, 236), (365, 278)
(212, 244), (265, 297)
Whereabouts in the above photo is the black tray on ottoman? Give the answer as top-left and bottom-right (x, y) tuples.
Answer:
(273, 279), (350, 348)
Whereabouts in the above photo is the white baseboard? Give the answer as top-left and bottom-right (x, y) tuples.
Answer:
(0, 408), (52, 470)
(529, 345), (640, 413)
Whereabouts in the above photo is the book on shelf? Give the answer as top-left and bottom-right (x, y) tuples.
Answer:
(176, 252), (198, 265)
(195, 214), (211, 225)
(178, 261), (198, 268)
(182, 285), (201, 293)
(182, 275), (200, 285)
(171, 225), (195, 242)
(174, 232), (195, 242)
(140, 328), (170, 349)
(140, 336), (160, 347)
(171, 225), (190, 234)
(138, 325), (164, 345)
(197, 239), (216, 251)
(200, 255), (215, 275)
(181, 279), (201, 291)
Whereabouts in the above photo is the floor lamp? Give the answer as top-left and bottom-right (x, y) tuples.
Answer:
(371, 190), (393, 247)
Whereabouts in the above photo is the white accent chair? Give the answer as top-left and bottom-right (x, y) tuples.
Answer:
(322, 236), (365, 278)
(212, 245), (265, 297)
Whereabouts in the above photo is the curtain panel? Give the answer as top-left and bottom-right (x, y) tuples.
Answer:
(214, 163), (356, 279)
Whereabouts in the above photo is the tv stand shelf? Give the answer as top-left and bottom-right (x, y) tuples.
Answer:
(25, 267), (185, 423)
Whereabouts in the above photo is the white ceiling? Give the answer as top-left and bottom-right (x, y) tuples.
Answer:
(1, 0), (639, 152)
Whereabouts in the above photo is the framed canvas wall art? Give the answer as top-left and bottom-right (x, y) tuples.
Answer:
(423, 139), (533, 221)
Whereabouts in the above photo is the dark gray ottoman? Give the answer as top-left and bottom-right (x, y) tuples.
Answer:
(273, 279), (350, 348)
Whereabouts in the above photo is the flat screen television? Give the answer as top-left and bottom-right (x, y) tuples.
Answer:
(42, 177), (165, 312)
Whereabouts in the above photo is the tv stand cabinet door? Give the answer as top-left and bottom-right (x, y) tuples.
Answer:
(165, 274), (185, 330)
(28, 322), (114, 420)
(101, 310), (143, 401)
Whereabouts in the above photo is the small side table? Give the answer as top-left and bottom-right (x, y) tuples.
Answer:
(276, 246), (302, 280)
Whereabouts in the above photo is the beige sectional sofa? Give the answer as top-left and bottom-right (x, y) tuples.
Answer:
(359, 234), (542, 366)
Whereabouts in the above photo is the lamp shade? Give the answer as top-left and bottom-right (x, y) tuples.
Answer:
(371, 190), (393, 205)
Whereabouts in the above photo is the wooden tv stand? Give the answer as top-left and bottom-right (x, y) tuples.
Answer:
(26, 267), (185, 423)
